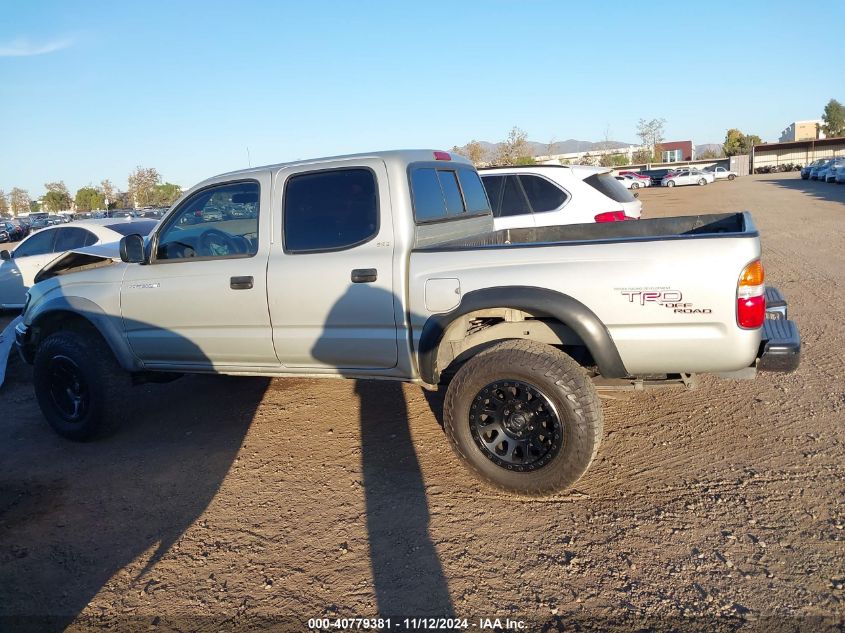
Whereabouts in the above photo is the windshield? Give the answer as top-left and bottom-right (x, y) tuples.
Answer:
(104, 220), (159, 236)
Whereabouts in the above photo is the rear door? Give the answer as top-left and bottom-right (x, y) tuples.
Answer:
(482, 174), (536, 229)
(267, 159), (398, 369)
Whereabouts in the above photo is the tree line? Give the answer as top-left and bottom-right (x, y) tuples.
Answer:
(0, 166), (182, 217)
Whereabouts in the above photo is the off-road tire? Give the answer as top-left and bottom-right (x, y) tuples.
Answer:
(33, 330), (131, 441)
(443, 340), (603, 495)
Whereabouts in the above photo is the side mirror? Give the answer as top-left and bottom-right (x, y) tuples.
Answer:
(119, 234), (146, 263)
(0, 250), (10, 260)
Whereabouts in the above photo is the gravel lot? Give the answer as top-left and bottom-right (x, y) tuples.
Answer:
(1, 173), (844, 632)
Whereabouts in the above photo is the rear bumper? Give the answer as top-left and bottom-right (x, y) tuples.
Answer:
(757, 286), (800, 373)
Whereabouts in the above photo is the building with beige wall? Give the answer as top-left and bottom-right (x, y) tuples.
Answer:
(779, 120), (824, 143)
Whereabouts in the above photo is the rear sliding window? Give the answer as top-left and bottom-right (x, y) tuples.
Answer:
(410, 166), (491, 223)
(583, 173), (636, 203)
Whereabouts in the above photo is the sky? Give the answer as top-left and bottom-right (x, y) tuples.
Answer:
(1, 0), (842, 197)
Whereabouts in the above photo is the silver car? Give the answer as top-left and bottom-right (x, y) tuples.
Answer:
(824, 157), (845, 183)
(662, 168), (715, 187)
(704, 166), (738, 181)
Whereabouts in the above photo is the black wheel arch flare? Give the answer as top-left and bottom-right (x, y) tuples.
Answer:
(417, 286), (628, 384)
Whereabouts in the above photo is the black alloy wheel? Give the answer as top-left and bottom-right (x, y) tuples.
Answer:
(469, 380), (561, 472)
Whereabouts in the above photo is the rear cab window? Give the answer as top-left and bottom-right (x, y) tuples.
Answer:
(409, 164), (491, 224)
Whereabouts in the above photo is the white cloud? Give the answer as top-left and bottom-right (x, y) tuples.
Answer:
(0, 37), (73, 57)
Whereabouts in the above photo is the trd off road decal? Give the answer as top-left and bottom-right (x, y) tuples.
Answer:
(616, 288), (712, 314)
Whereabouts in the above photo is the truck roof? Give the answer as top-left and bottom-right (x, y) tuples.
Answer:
(210, 149), (473, 183)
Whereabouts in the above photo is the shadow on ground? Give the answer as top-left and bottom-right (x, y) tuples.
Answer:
(0, 374), (270, 632)
(758, 176), (845, 205)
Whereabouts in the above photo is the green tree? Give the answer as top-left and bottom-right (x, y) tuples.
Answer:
(630, 149), (652, 164)
(127, 166), (162, 208)
(451, 140), (486, 166)
(494, 126), (533, 166)
(0, 190), (8, 216)
(9, 188), (30, 216)
(723, 129), (760, 156)
(75, 186), (106, 211)
(100, 179), (116, 209)
(600, 153), (630, 167)
(697, 148), (723, 159)
(153, 182), (182, 206)
(821, 99), (845, 137)
(29, 200), (40, 213)
(43, 181), (72, 211)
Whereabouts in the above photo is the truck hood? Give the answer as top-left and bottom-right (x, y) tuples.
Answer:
(33, 242), (121, 284)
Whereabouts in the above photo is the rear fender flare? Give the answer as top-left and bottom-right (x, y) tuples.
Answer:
(417, 286), (627, 383)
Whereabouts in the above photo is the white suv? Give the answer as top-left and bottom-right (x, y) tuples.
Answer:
(479, 165), (642, 230)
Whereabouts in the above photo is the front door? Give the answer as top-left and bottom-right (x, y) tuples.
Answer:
(267, 159), (398, 370)
(120, 175), (278, 368)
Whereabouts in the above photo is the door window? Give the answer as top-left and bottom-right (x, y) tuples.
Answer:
(480, 175), (504, 215)
(14, 230), (57, 257)
(54, 227), (97, 251)
(284, 168), (378, 253)
(498, 175), (531, 217)
(519, 175), (568, 212)
(156, 181), (260, 260)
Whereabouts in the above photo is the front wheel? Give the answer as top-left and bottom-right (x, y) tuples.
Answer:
(443, 340), (603, 495)
(631, 182), (639, 189)
(698, 178), (707, 186)
(666, 180), (676, 187)
(33, 330), (131, 440)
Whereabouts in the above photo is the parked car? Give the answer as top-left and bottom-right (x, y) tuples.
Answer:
(0, 228), (8, 243)
(614, 175), (644, 190)
(0, 219), (158, 309)
(2, 221), (25, 242)
(662, 168), (715, 187)
(835, 165), (845, 184)
(480, 164), (642, 230)
(642, 168), (678, 186)
(810, 159), (836, 181)
(12, 150), (799, 496)
(824, 157), (845, 183)
(617, 171), (651, 187)
(704, 166), (738, 181)
(801, 159), (828, 179)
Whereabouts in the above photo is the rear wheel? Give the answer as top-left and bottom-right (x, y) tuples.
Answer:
(728, 174), (736, 181)
(33, 330), (130, 440)
(443, 340), (603, 495)
(631, 182), (639, 189)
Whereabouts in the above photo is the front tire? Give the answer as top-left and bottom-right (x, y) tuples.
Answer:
(443, 340), (603, 495)
(666, 180), (676, 187)
(631, 182), (639, 189)
(33, 330), (130, 440)
(698, 178), (707, 186)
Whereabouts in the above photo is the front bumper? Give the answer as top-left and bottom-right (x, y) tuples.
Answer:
(14, 320), (35, 365)
(757, 286), (800, 373)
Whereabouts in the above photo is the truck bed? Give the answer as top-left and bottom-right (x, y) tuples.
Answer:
(416, 212), (755, 251)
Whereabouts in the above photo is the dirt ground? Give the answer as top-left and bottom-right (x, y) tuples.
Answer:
(1, 173), (843, 632)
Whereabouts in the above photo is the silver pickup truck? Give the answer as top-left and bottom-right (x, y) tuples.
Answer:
(14, 150), (800, 494)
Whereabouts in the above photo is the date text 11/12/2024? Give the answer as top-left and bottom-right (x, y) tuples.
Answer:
(307, 617), (526, 630)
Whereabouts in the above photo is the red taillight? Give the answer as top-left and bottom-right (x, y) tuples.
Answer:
(737, 260), (766, 328)
(594, 211), (628, 222)
(433, 151), (451, 161)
